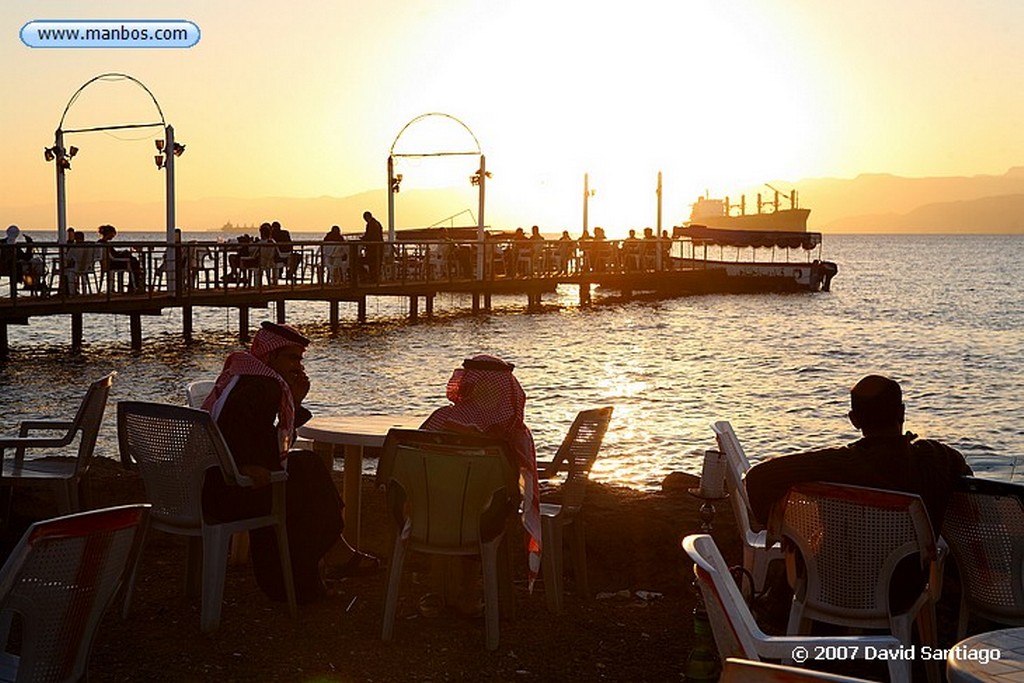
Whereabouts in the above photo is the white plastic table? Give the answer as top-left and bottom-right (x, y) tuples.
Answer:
(946, 627), (1024, 682)
(296, 414), (423, 549)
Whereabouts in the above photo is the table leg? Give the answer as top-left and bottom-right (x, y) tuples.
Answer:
(343, 443), (363, 549)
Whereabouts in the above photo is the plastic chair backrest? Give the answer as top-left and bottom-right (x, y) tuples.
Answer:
(0, 505), (149, 683)
(711, 421), (760, 540)
(772, 482), (935, 618)
(942, 477), (1024, 623)
(185, 380), (216, 409)
(68, 372), (115, 477)
(684, 533), (763, 660)
(387, 438), (518, 551)
(117, 401), (245, 529)
(551, 407), (613, 510)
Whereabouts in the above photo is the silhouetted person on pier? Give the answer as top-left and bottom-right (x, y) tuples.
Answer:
(272, 221), (301, 280)
(361, 211), (384, 282)
(97, 224), (144, 293)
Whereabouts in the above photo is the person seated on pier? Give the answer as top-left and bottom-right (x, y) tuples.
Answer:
(745, 374), (973, 609)
(556, 230), (575, 274)
(272, 221), (301, 280)
(660, 229), (674, 270)
(418, 355), (542, 615)
(202, 321), (380, 604)
(2, 225), (46, 290)
(641, 227), (658, 270)
(623, 229), (641, 271)
(97, 224), (144, 292)
(592, 226), (611, 272)
(577, 227), (593, 272)
(323, 225), (344, 242)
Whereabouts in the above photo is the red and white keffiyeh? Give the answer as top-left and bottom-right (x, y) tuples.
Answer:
(202, 322), (308, 460)
(421, 355), (542, 589)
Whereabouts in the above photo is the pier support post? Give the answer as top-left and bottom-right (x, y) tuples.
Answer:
(580, 283), (591, 306)
(483, 293), (491, 311)
(182, 305), (193, 343)
(329, 301), (339, 335)
(472, 293), (480, 313)
(239, 307), (250, 343)
(425, 295), (434, 318)
(623, 288), (633, 301)
(71, 313), (83, 351)
(357, 297), (367, 324)
(276, 300), (286, 323)
(409, 296), (419, 322)
(129, 314), (142, 351)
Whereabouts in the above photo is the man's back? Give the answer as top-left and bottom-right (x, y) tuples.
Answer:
(746, 434), (972, 533)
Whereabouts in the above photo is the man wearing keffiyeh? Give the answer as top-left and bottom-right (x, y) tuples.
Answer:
(421, 355), (543, 608)
(202, 321), (378, 604)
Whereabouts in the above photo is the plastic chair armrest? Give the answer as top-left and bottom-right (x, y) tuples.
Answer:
(0, 435), (77, 464)
(17, 420), (75, 437)
(536, 459), (561, 478)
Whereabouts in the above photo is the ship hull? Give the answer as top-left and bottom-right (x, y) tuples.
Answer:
(689, 207), (810, 232)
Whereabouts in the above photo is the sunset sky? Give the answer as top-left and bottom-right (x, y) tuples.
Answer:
(1, 0), (1022, 233)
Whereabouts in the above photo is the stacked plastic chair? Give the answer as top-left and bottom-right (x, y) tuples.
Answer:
(942, 476), (1024, 637)
(0, 505), (149, 682)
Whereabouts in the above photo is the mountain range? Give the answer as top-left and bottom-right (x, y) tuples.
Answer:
(6, 168), (1023, 234)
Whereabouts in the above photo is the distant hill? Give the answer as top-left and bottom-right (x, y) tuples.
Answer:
(8, 167), (1024, 234)
(823, 194), (1024, 233)
(800, 167), (1024, 233)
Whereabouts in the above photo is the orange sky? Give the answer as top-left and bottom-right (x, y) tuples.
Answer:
(2, 0), (1022, 233)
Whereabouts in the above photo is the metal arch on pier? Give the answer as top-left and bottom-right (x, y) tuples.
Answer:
(386, 113), (488, 278)
(48, 72), (182, 293)
(58, 72), (167, 133)
(388, 112), (482, 157)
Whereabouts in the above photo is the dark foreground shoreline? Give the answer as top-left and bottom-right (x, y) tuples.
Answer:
(3, 458), (966, 681)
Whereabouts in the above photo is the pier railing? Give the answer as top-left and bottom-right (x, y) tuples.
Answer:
(2, 236), (696, 305)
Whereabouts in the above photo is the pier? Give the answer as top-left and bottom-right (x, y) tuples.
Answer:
(0, 235), (804, 355)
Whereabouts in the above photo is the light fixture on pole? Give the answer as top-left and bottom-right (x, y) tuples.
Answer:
(154, 138), (185, 169)
(470, 167), (491, 186)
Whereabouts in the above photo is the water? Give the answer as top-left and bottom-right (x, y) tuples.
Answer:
(2, 233), (1022, 490)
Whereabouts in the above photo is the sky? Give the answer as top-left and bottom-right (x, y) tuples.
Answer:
(1, 0), (1022, 233)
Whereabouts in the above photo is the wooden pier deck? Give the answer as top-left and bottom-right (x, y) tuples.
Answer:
(0, 237), (745, 354)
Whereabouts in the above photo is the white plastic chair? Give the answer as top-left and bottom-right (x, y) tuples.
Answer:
(682, 534), (909, 683)
(0, 504), (149, 683)
(117, 401), (297, 633)
(185, 379), (216, 409)
(321, 243), (350, 285)
(770, 482), (943, 683)
(942, 477), (1024, 638)
(1, 373), (115, 521)
(710, 420), (784, 596)
(537, 406), (613, 614)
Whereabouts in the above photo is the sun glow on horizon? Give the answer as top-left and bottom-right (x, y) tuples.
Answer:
(2, 0), (1021, 232)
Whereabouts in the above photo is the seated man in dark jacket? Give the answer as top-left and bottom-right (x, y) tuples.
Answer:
(746, 374), (972, 534)
(202, 321), (377, 603)
(746, 374), (972, 612)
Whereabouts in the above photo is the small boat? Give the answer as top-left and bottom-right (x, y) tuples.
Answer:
(688, 185), (810, 233)
(671, 224), (838, 292)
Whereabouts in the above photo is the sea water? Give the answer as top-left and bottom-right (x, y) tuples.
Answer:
(1, 233), (1021, 491)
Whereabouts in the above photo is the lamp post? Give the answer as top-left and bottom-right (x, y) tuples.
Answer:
(582, 173), (596, 234)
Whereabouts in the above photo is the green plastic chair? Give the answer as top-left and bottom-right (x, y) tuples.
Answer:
(380, 431), (519, 651)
